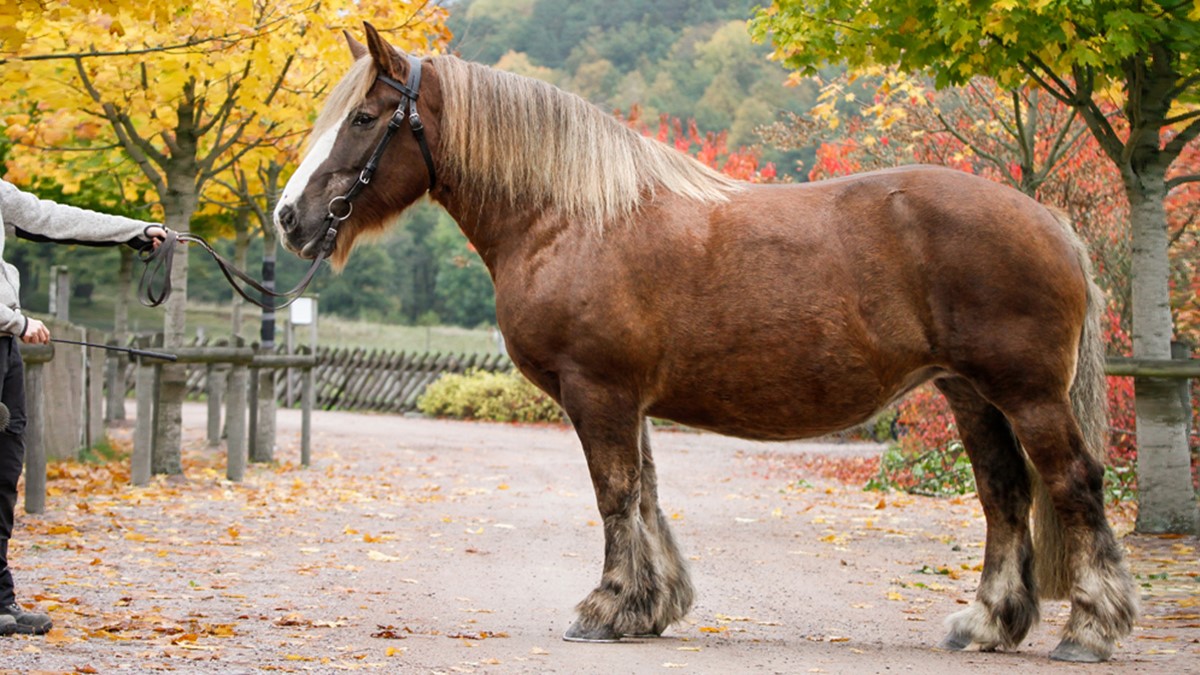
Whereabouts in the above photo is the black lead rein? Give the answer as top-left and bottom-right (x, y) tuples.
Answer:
(138, 56), (435, 311)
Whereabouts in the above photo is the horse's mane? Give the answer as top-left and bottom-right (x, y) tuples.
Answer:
(434, 55), (742, 225)
(307, 53), (743, 228)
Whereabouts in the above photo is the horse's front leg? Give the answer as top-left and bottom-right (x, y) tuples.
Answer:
(561, 389), (691, 642)
(635, 418), (694, 636)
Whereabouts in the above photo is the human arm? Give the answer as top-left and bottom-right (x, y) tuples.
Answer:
(0, 180), (163, 248)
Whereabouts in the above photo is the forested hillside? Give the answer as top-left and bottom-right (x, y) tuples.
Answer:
(446, 0), (818, 151)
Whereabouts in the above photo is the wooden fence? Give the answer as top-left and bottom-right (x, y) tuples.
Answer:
(164, 342), (512, 413)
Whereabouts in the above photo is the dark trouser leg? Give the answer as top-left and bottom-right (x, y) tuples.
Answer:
(0, 337), (27, 607)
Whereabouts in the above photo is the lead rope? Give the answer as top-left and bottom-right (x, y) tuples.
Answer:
(137, 227), (333, 310)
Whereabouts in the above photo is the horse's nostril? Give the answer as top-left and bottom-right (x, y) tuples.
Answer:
(274, 205), (298, 234)
(278, 204), (297, 232)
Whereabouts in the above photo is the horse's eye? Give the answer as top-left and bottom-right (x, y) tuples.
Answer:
(351, 112), (377, 127)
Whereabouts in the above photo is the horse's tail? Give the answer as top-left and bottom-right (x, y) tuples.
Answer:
(1031, 208), (1109, 600)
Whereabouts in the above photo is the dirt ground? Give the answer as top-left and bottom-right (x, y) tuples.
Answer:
(2, 404), (1196, 674)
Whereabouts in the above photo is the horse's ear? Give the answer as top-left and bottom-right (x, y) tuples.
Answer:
(344, 30), (367, 61)
(362, 22), (401, 79)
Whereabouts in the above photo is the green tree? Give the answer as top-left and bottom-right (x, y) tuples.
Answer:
(752, 0), (1200, 533)
(431, 217), (496, 328)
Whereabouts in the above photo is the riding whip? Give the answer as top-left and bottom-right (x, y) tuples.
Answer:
(49, 337), (178, 362)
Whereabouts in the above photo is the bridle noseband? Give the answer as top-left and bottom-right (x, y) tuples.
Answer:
(139, 56), (436, 311)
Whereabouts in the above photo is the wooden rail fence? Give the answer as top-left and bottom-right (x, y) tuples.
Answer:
(147, 341), (512, 414)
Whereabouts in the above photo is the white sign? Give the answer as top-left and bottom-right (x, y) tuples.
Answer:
(290, 297), (316, 326)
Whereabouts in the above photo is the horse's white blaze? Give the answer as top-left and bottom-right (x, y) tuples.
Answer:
(274, 121), (343, 227)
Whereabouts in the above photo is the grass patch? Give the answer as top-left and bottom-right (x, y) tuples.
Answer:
(78, 436), (128, 464)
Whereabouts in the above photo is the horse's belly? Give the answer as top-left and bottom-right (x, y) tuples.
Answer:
(646, 364), (928, 441)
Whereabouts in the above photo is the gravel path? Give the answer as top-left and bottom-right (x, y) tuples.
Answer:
(1, 404), (1194, 674)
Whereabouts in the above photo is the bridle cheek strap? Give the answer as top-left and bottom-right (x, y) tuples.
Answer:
(376, 55), (436, 191)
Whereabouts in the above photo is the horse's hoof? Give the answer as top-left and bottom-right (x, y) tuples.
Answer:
(1050, 639), (1107, 663)
(937, 629), (973, 651)
(563, 619), (622, 643)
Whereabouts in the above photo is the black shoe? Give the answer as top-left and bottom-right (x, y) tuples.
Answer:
(0, 602), (52, 635)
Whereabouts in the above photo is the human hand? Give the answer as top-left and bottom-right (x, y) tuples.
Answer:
(21, 318), (50, 344)
(146, 225), (168, 250)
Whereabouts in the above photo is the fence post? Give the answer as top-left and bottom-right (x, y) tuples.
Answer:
(226, 363), (249, 482)
(131, 355), (155, 486)
(207, 362), (225, 447)
(21, 344), (53, 514)
(247, 364), (258, 461)
(48, 265), (69, 322)
(104, 346), (126, 423)
(85, 328), (105, 450)
(301, 359), (313, 467)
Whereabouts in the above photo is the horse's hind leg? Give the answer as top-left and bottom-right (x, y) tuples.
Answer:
(631, 418), (694, 636)
(1003, 395), (1137, 662)
(935, 377), (1039, 652)
(561, 388), (691, 641)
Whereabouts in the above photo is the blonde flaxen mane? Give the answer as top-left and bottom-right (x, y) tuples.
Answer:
(310, 53), (743, 227)
(434, 55), (742, 225)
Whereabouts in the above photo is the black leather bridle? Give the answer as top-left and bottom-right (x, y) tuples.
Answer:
(139, 56), (436, 311)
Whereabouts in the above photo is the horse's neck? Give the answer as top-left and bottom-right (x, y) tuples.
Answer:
(435, 190), (548, 272)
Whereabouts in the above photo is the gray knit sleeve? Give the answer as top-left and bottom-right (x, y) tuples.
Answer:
(0, 180), (156, 243)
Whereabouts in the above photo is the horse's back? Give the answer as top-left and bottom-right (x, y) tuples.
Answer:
(642, 167), (1088, 436)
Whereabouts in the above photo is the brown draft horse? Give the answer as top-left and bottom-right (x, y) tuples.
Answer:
(274, 25), (1138, 662)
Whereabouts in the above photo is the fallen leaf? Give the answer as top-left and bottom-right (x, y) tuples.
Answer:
(371, 625), (411, 639)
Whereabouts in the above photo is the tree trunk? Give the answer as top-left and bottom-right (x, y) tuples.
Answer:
(1126, 175), (1200, 534)
(152, 164), (198, 476)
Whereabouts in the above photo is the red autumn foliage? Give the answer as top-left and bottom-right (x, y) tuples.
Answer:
(802, 82), (1199, 487)
(618, 105), (778, 183)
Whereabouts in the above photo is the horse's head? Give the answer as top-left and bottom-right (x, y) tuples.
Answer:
(274, 23), (439, 268)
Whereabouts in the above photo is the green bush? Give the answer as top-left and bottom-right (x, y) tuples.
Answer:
(417, 369), (564, 424)
(865, 440), (977, 497)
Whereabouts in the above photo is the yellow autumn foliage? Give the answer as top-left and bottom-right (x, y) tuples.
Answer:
(0, 1), (450, 220)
